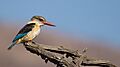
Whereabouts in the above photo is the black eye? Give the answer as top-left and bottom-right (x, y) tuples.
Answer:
(39, 19), (44, 21)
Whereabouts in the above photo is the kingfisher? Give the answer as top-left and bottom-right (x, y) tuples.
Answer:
(8, 16), (55, 50)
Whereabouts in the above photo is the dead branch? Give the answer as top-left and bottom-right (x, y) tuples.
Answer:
(23, 42), (116, 67)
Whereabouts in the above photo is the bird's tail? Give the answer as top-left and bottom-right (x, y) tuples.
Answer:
(8, 42), (16, 50)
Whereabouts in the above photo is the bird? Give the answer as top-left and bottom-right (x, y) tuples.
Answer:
(8, 16), (55, 50)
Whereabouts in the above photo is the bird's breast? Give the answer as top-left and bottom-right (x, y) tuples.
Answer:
(33, 26), (40, 36)
(24, 25), (40, 41)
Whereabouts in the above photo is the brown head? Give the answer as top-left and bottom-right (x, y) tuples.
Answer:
(31, 16), (56, 27)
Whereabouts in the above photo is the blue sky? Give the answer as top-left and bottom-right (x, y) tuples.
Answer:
(0, 0), (120, 46)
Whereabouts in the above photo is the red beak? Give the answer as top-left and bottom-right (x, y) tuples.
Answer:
(44, 22), (56, 27)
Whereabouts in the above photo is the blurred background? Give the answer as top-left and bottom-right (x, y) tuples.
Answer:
(0, 0), (120, 67)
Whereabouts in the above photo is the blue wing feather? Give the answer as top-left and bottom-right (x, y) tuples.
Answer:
(12, 33), (27, 42)
(12, 23), (35, 42)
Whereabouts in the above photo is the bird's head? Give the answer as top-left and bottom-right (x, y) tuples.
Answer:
(31, 16), (55, 27)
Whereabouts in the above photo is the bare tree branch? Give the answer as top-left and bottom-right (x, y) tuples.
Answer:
(23, 42), (116, 67)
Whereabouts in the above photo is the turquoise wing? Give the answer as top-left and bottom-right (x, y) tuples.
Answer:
(12, 33), (27, 42)
(12, 23), (35, 42)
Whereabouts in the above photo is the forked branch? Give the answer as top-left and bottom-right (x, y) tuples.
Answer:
(23, 42), (116, 67)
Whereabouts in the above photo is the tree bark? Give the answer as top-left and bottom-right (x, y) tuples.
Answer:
(23, 42), (116, 67)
